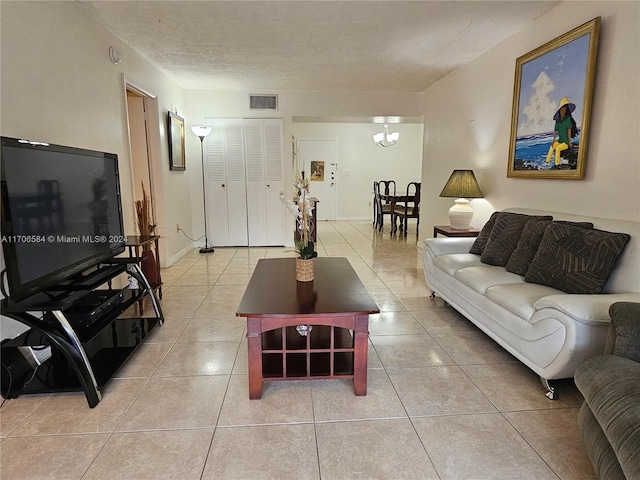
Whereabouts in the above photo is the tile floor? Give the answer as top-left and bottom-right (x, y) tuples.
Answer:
(0, 220), (596, 479)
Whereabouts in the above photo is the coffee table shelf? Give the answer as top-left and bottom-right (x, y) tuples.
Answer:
(261, 325), (354, 379)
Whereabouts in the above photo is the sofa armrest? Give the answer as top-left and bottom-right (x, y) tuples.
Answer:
(607, 302), (640, 362)
(422, 237), (476, 257)
(534, 293), (640, 326)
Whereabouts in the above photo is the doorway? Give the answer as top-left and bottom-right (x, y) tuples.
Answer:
(298, 139), (338, 221)
(126, 89), (155, 228)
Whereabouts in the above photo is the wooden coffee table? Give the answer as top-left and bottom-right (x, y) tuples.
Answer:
(236, 257), (380, 399)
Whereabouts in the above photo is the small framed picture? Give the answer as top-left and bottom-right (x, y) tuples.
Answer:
(167, 111), (185, 171)
(507, 17), (600, 179)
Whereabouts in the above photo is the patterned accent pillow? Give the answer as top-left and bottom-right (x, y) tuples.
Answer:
(480, 213), (553, 266)
(524, 223), (630, 294)
(469, 211), (501, 255)
(505, 220), (594, 276)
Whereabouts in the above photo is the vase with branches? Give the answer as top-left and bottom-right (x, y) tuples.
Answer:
(135, 182), (159, 285)
(281, 171), (317, 260)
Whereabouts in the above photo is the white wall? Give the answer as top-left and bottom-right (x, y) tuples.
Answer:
(0, 1), (192, 265)
(420, 1), (640, 239)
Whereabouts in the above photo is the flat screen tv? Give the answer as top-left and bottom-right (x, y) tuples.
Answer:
(1, 137), (126, 302)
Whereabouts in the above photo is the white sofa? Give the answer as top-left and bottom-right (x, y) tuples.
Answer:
(422, 208), (640, 398)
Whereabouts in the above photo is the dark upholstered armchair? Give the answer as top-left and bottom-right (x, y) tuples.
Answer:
(575, 302), (640, 480)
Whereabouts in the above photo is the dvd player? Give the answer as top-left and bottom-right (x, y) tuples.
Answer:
(63, 290), (125, 326)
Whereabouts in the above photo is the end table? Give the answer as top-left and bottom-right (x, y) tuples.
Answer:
(433, 225), (480, 238)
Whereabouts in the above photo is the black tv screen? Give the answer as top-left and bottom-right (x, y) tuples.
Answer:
(1, 137), (126, 302)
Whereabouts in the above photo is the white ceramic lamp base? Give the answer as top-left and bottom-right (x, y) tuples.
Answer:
(448, 198), (474, 230)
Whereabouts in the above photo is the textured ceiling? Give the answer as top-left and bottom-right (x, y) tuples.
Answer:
(80, 1), (560, 92)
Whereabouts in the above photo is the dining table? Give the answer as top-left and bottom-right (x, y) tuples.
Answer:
(379, 192), (411, 234)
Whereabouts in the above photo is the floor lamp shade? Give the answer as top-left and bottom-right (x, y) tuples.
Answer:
(439, 170), (484, 230)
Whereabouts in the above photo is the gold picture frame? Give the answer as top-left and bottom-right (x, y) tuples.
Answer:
(507, 17), (600, 179)
(167, 111), (186, 171)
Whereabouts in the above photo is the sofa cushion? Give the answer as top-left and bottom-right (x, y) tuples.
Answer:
(578, 403), (627, 480)
(455, 265), (525, 295)
(485, 283), (564, 321)
(525, 223), (631, 294)
(575, 355), (640, 480)
(432, 253), (484, 276)
(480, 213), (553, 266)
(469, 211), (500, 255)
(506, 220), (594, 276)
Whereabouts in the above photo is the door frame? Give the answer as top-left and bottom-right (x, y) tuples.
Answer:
(297, 138), (338, 221)
(122, 76), (165, 266)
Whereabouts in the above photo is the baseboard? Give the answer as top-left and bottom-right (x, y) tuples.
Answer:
(166, 243), (195, 267)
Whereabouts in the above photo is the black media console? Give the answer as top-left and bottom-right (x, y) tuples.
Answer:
(0, 260), (163, 408)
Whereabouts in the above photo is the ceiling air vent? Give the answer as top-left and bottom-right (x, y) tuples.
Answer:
(249, 94), (278, 110)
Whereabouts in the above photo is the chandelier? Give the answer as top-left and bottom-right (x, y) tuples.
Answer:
(373, 124), (400, 147)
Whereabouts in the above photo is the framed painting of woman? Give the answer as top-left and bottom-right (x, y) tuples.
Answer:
(507, 17), (600, 179)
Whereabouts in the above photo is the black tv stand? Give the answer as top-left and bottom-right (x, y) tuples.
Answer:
(1, 260), (163, 408)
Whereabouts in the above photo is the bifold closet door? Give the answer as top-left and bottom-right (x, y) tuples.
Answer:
(244, 118), (285, 246)
(205, 119), (248, 246)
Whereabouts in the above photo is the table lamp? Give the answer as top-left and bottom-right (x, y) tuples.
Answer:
(439, 170), (484, 230)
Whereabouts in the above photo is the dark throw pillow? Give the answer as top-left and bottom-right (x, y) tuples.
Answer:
(506, 220), (594, 276)
(469, 211), (501, 255)
(524, 223), (631, 294)
(480, 213), (553, 266)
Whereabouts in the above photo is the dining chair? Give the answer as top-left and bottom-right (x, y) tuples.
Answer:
(375, 180), (396, 231)
(372, 181), (379, 228)
(392, 181), (420, 236)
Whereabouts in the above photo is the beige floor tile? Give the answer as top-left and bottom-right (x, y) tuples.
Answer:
(159, 299), (202, 318)
(201, 424), (319, 479)
(153, 341), (239, 376)
(171, 272), (220, 286)
(312, 369), (407, 422)
(431, 330), (519, 365)
(143, 316), (190, 343)
(161, 285), (212, 301)
(176, 315), (245, 343)
(387, 365), (497, 417)
(194, 300), (242, 317)
(371, 334), (455, 368)
(366, 338), (384, 368)
(370, 293), (409, 312)
(385, 280), (431, 296)
(83, 429), (214, 480)
(368, 311), (428, 336)
(184, 264), (227, 275)
(505, 408), (596, 480)
(398, 294), (447, 310)
(461, 363), (582, 411)
(218, 375), (314, 426)
(316, 418), (439, 479)
(412, 306), (477, 333)
(116, 375), (228, 431)
(9, 379), (147, 436)
(0, 433), (109, 479)
(113, 342), (172, 378)
(413, 413), (558, 479)
(0, 394), (51, 438)
(358, 278), (393, 294)
(216, 272), (252, 286)
(233, 338), (248, 374)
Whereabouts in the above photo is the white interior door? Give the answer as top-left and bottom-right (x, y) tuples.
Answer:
(298, 139), (337, 221)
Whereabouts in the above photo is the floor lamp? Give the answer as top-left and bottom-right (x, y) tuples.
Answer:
(191, 126), (215, 253)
